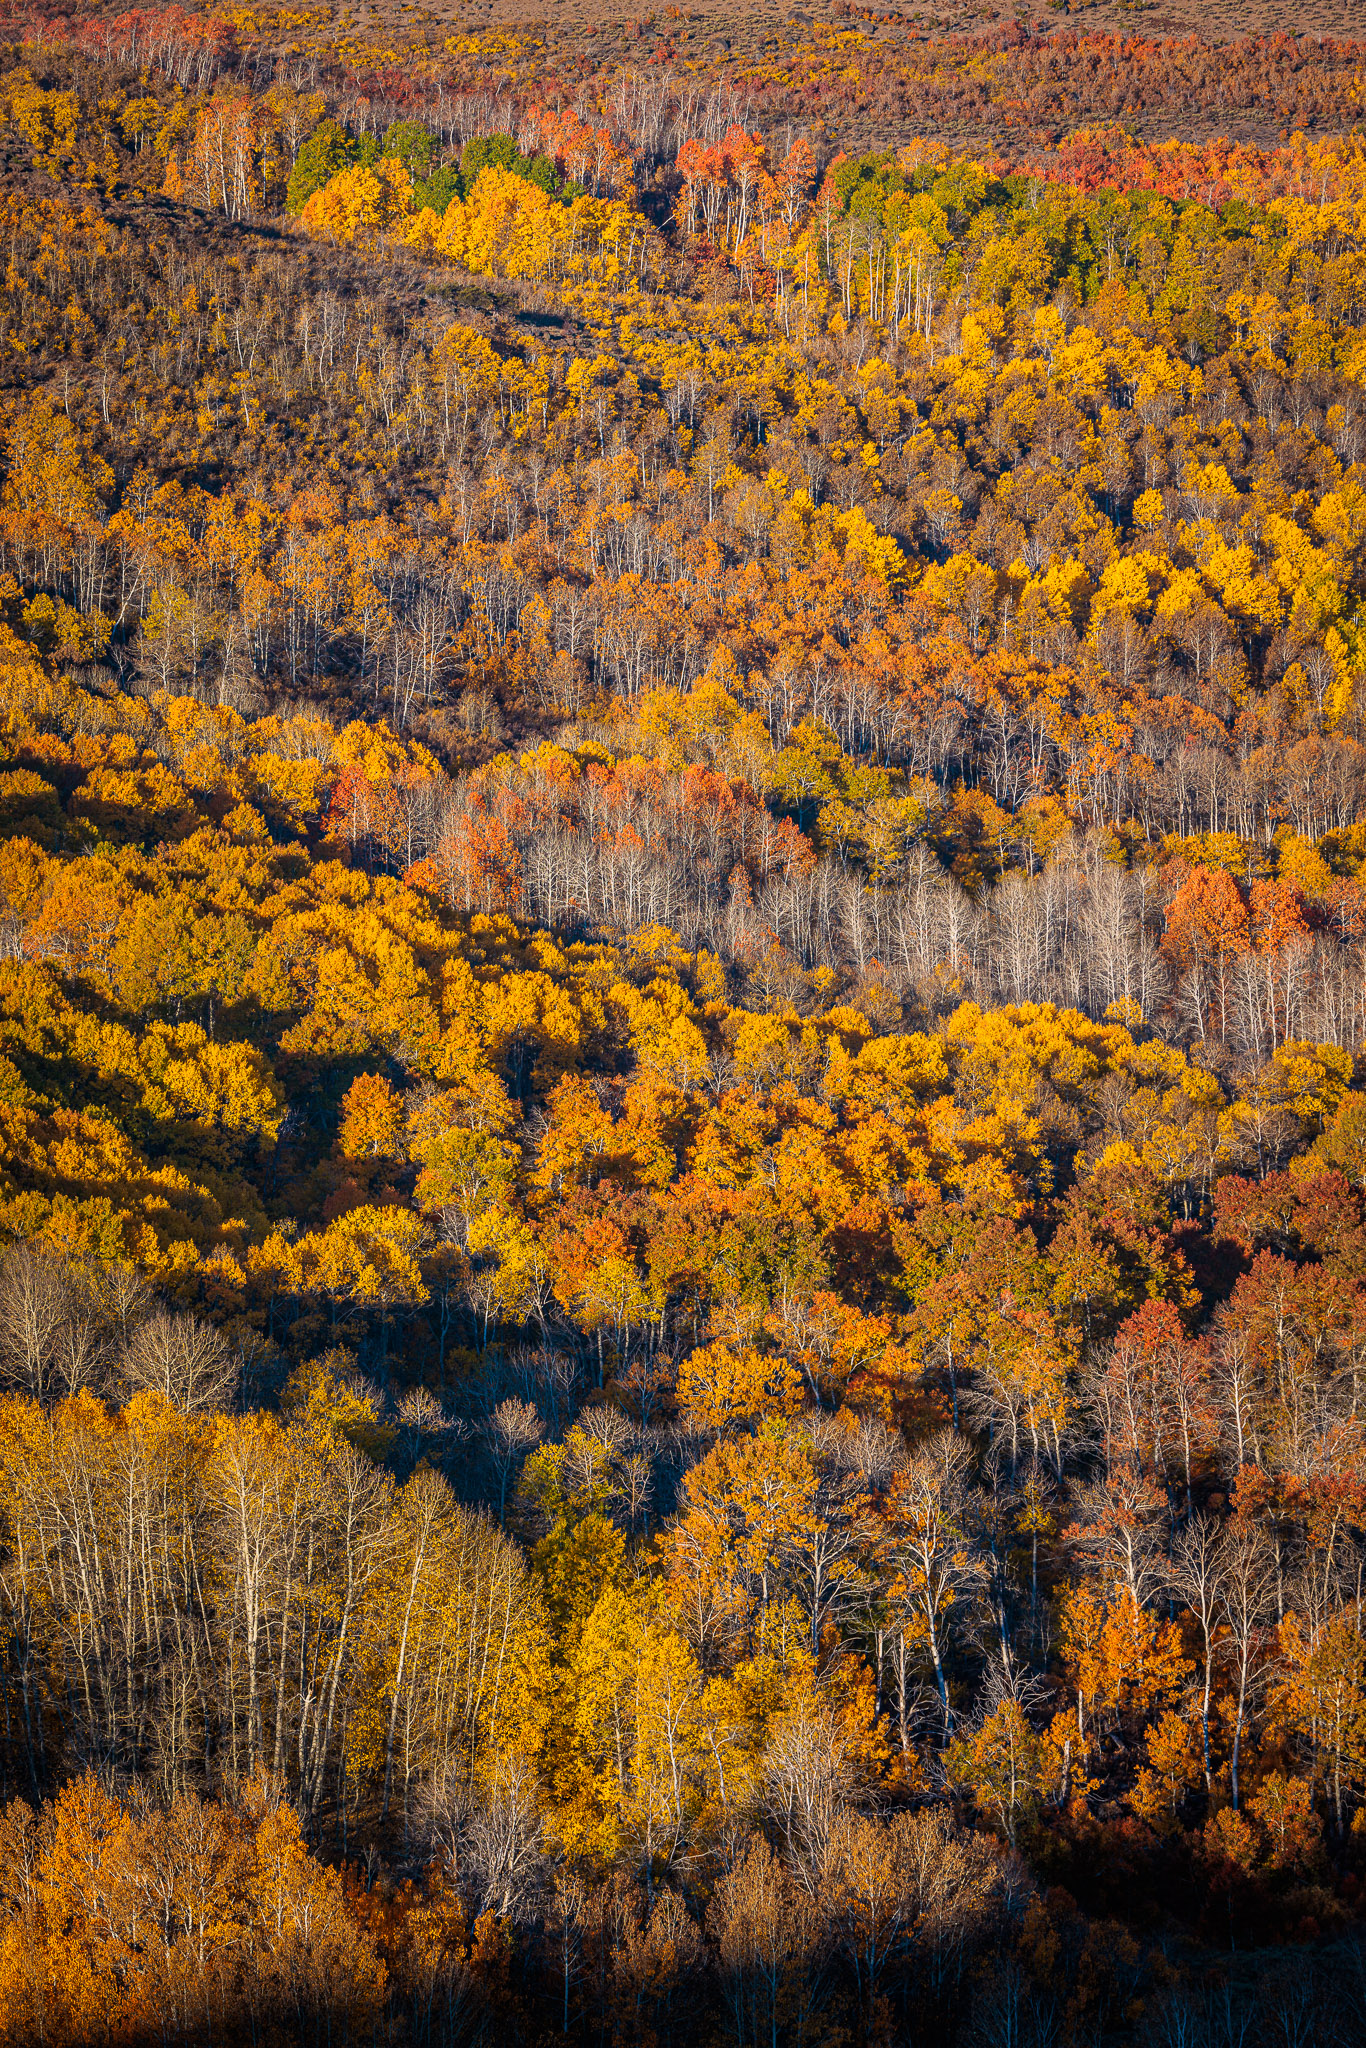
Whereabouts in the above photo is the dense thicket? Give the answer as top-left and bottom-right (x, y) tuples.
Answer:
(1, 8), (1366, 2045)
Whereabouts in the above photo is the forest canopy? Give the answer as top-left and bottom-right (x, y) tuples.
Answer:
(0, 3), (1365, 2044)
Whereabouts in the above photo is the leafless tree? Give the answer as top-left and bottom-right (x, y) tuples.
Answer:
(1171, 1514), (1222, 1792)
(422, 1752), (548, 1922)
(121, 1309), (240, 1413)
(880, 1435), (985, 1743)
(1217, 1523), (1278, 1811)
(762, 1687), (866, 1883)
(0, 1244), (109, 1399)
(486, 1397), (546, 1527)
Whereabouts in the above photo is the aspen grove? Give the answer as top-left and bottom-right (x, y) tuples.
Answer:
(0, 3), (1365, 2043)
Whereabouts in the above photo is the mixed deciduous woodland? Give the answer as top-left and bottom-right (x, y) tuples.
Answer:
(2, 2), (1366, 2042)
